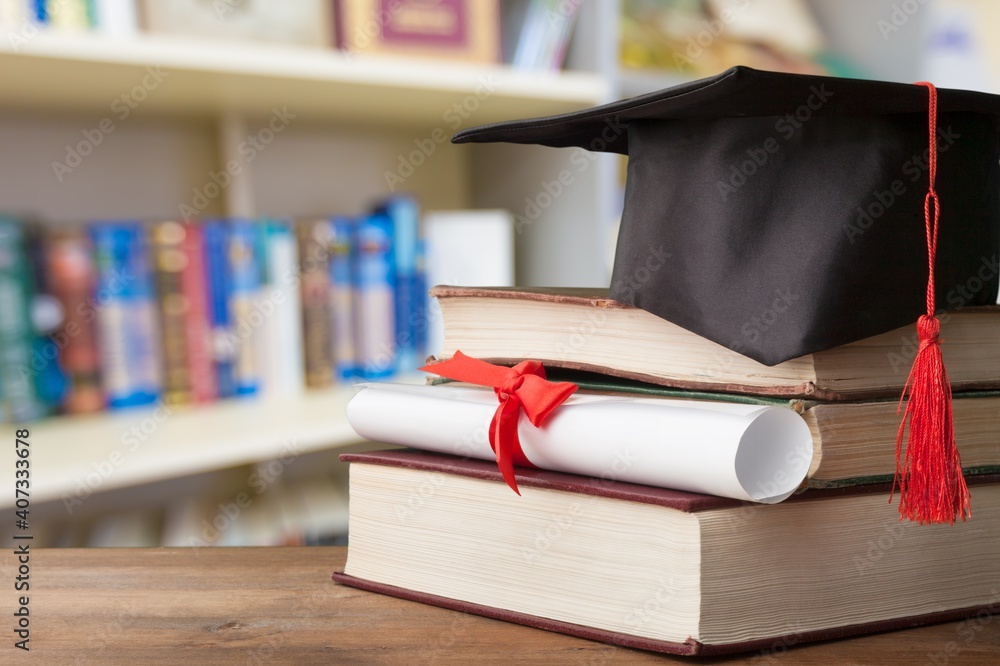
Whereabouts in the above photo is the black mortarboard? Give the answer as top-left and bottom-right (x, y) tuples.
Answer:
(452, 66), (1000, 366)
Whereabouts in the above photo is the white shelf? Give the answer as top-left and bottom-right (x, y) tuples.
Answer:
(1, 384), (370, 508)
(0, 32), (608, 126)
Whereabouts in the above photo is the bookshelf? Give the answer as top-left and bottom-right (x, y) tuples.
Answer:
(0, 385), (368, 510)
(0, 0), (942, 545)
(0, 32), (608, 125)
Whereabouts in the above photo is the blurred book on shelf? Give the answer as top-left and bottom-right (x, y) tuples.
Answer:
(141, 0), (331, 47)
(422, 209), (514, 358)
(0, 198), (513, 424)
(0, 0), (139, 36)
(335, 0), (501, 63)
(619, 0), (834, 78)
(505, 0), (581, 72)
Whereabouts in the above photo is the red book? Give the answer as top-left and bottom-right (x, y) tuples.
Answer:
(334, 449), (1000, 657)
(179, 222), (216, 404)
(335, 0), (500, 63)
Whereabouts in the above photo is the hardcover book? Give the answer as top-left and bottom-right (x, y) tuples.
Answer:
(334, 449), (1000, 656)
(430, 286), (1000, 400)
(335, 0), (500, 63)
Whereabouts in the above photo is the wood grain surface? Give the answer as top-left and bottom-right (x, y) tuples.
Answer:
(2, 546), (998, 664)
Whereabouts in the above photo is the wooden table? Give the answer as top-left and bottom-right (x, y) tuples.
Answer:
(3, 547), (998, 664)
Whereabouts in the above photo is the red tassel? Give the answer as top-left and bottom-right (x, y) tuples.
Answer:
(893, 316), (970, 524)
(892, 82), (970, 524)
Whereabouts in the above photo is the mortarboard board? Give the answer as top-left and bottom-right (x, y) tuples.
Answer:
(452, 66), (1000, 525)
(452, 66), (1000, 366)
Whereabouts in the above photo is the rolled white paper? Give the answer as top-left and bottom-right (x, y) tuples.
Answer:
(347, 383), (813, 503)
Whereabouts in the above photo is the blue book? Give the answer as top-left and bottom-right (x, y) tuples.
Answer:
(329, 216), (359, 380)
(354, 212), (396, 380)
(377, 195), (423, 373)
(88, 221), (161, 409)
(228, 218), (260, 397)
(203, 219), (236, 399)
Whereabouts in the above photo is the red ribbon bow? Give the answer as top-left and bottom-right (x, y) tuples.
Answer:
(420, 351), (578, 494)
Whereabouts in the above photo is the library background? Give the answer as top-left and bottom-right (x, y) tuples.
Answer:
(0, 0), (996, 547)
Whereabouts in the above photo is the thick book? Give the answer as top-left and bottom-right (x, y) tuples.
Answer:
(554, 373), (1000, 489)
(430, 286), (1000, 400)
(334, 449), (1000, 657)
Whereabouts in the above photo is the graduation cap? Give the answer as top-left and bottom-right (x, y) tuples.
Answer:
(452, 66), (1000, 524)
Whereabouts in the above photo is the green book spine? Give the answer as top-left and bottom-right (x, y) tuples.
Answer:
(0, 217), (48, 422)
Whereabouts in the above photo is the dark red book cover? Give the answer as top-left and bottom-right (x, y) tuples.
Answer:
(333, 449), (1000, 657)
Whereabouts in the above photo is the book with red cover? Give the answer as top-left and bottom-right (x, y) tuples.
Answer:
(333, 449), (1000, 656)
(335, 0), (500, 63)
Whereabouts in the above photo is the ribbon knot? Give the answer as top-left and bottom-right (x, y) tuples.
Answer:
(420, 351), (578, 494)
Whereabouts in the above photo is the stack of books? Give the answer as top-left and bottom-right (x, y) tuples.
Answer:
(336, 65), (1000, 655)
(335, 286), (1000, 656)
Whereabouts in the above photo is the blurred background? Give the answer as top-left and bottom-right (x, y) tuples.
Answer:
(0, 0), (997, 547)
